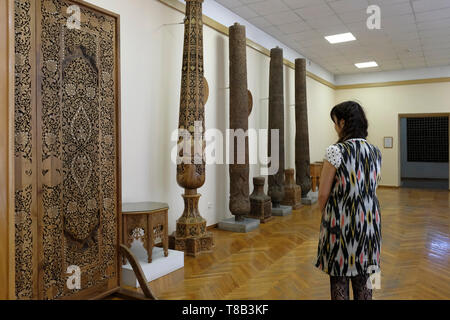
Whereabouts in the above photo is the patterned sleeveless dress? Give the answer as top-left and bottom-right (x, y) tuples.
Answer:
(315, 138), (382, 277)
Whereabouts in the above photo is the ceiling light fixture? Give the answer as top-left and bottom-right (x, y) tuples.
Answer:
(355, 61), (378, 68)
(324, 32), (356, 44)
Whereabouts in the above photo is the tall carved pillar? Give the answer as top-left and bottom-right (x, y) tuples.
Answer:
(169, 0), (213, 256)
(295, 59), (313, 200)
(229, 23), (250, 221)
(268, 47), (291, 216)
(218, 23), (259, 233)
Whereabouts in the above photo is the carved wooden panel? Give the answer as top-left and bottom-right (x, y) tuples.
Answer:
(14, 0), (121, 300)
(14, 0), (37, 300)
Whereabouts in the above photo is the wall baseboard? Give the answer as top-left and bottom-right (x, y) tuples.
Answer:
(379, 184), (450, 191)
(378, 185), (400, 189)
(207, 224), (218, 230)
(401, 177), (449, 181)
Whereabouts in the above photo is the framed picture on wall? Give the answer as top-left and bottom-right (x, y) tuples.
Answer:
(384, 136), (393, 149)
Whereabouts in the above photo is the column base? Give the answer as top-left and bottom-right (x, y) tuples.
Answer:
(271, 205), (292, 216)
(218, 217), (259, 233)
(258, 216), (274, 223)
(169, 232), (214, 257)
(248, 198), (272, 223)
(281, 186), (302, 210)
(302, 190), (319, 205)
(282, 169), (302, 210)
(281, 196), (302, 210)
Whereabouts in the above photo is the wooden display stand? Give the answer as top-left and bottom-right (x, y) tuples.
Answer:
(122, 202), (169, 264)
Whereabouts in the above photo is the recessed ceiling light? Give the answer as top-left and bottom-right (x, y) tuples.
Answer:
(324, 32), (356, 44)
(355, 61), (378, 68)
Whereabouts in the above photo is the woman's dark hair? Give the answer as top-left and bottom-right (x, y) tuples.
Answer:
(330, 101), (368, 143)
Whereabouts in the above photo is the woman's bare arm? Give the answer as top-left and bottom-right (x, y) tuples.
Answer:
(318, 160), (337, 213)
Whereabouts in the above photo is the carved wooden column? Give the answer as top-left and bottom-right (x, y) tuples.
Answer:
(295, 58), (312, 198)
(169, 0), (213, 257)
(281, 169), (302, 210)
(268, 47), (291, 216)
(229, 23), (250, 222)
(218, 23), (259, 233)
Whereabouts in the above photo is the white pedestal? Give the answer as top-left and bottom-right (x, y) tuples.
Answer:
(302, 190), (319, 205)
(122, 240), (184, 288)
(272, 205), (292, 216)
(218, 217), (260, 233)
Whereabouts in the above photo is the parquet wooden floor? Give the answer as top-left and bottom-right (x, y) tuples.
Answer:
(118, 187), (450, 300)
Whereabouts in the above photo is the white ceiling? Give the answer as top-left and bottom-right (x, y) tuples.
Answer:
(215, 0), (450, 75)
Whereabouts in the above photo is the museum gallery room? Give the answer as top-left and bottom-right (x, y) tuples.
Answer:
(0, 0), (449, 301)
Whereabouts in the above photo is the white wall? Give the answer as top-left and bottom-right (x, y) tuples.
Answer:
(86, 0), (336, 232)
(336, 83), (450, 188)
(336, 66), (450, 86)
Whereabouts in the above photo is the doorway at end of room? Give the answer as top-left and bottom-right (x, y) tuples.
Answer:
(399, 114), (449, 190)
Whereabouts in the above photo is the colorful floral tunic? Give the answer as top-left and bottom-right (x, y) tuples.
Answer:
(315, 138), (382, 277)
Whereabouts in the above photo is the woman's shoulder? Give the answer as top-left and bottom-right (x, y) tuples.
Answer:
(325, 144), (343, 169)
(362, 140), (381, 152)
(332, 141), (351, 153)
(360, 140), (383, 160)
(342, 138), (375, 149)
(325, 143), (349, 159)
(338, 138), (372, 155)
(326, 143), (341, 150)
(326, 138), (379, 154)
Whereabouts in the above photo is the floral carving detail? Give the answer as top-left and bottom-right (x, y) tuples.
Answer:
(130, 228), (145, 241)
(14, 0), (33, 300)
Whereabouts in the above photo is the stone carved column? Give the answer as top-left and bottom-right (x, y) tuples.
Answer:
(295, 58), (312, 198)
(229, 23), (250, 222)
(268, 47), (286, 211)
(169, 0), (213, 257)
